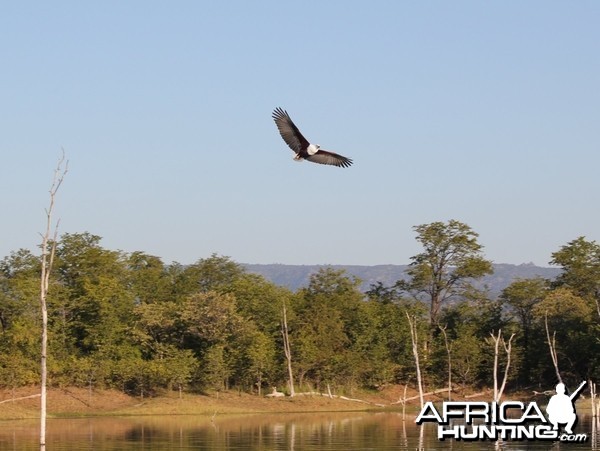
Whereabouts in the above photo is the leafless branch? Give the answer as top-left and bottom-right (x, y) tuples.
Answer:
(544, 311), (562, 384)
(39, 152), (68, 451)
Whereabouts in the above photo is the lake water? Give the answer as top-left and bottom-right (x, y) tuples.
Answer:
(0, 412), (598, 450)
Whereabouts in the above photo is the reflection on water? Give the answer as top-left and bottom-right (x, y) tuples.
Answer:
(0, 412), (598, 450)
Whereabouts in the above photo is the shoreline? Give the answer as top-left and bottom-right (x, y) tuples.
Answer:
(0, 385), (560, 421)
(0, 385), (416, 420)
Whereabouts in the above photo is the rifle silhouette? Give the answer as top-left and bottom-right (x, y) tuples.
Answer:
(569, 381), (587, 401)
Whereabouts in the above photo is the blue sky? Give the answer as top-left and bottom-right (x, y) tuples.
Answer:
(2, 1), (599, 267)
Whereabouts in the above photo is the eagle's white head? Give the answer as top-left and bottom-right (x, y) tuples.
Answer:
(307, 143), (320, 155)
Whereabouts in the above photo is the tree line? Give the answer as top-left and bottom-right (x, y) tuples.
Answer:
(1, 221), (599, 398)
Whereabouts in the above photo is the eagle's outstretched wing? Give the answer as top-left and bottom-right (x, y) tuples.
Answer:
(272, 107), (309, 154)
(272, 107), (353, 168)
(306, 149), (353, 168)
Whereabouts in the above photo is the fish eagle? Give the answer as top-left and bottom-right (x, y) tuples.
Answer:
(272, 107), (353, 168)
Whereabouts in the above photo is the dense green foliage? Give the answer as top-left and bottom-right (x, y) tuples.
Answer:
(1, 225), (599, 397)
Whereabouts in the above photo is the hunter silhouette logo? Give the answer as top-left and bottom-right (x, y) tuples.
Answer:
(547, 381), (585, 435)
(416, 381), (588, 442)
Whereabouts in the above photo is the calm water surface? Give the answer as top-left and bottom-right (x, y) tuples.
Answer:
(1, 413), (598, 450)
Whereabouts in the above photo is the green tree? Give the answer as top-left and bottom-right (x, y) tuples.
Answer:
(357, 299), (407, 387)
(0, 250), (41, 389)
(363, 285), (414, 386)
(174, 254), (245, 296)
(227, 274), (292, 392)
(451, 327), (483, 388)
(132, 300), (180, 357)
(165, 349), (199, 395)
(532, 288), (594, 384)
(500, 278), (547, 384)
(0, 249), (40, 334)
(294, 298), (349, 388)
(292, 268), (367, 391)
(181, 292), (242, 347)
(180, 291), (246, 391)
(66, 355), (108, 392)
(551, 236), (600, 318)
(56, 233), (135, 354)
(127, 252), (173, 305)
(198, 344), (230, 392)
(229, 322), (276, 394)
(398, 220), (493, 327)
(228, 273), (291, 335)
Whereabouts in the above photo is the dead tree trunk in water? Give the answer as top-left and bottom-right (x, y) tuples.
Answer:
(590, 380), (597, 418)
(281, 301), (295, 397)
(439, 324), (452, 401)
(490, 329), (515, 403)
(544, 312), (562, 384)
(39, 153), (68, 451)
(406, 312), (424, 409)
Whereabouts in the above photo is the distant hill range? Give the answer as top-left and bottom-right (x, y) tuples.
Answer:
(243, 263), (561, 297)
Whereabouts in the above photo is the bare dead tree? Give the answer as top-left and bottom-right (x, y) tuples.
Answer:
(491, 330), (501, 402)
(401, 383), (408, 421)
(544, 312), (562, 384)
(490, 329), (515, 403)
(406, 311), (424, 409)
(591, 380), (599, 451)
(499, 332), (515, 402)
(590, 380), (597, 419)
(281, 301), (295, 397)
(439, 324), (452, 401)
(39, 153), (68, 451)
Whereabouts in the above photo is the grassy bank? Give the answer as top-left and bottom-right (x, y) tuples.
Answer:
(0, 385), (416, 420)
(0, 385), (550, 420)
